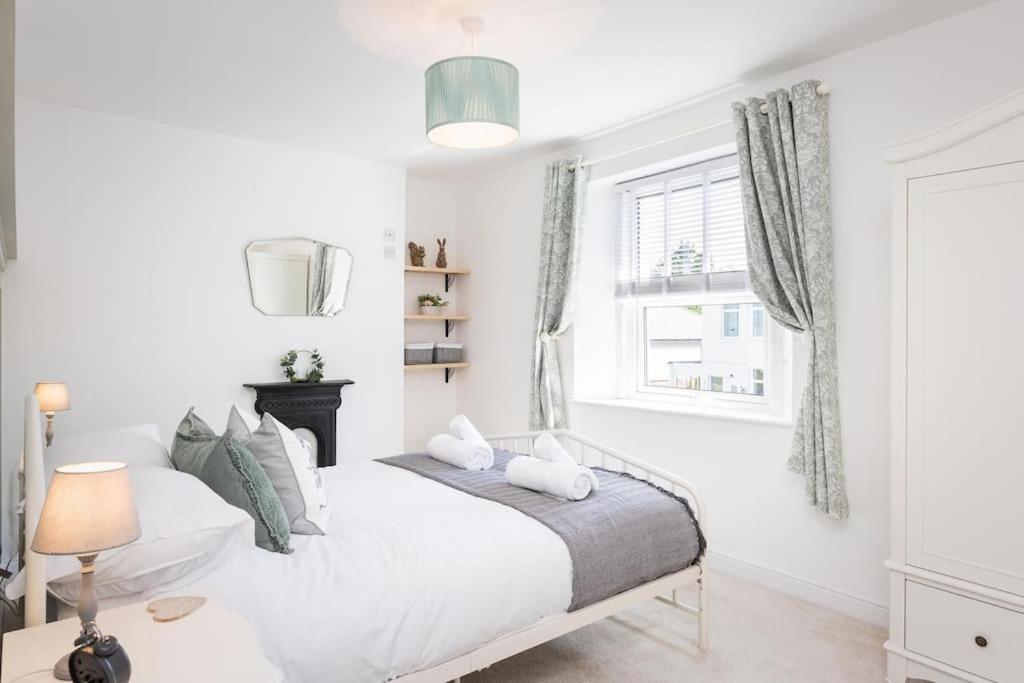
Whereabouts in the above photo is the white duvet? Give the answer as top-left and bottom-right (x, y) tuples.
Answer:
(172, 461), (573, 682)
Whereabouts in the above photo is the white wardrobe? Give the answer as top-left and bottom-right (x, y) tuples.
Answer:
(886, 91), (1024, 683)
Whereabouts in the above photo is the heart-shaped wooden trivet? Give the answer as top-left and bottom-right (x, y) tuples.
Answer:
(147, 596), (207, 622)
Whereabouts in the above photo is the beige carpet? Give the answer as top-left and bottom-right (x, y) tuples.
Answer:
(465, 572), (886, 682)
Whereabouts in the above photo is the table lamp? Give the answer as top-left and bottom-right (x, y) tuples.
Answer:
(33, 382), (70, 446)
(31, 461), (141, 683)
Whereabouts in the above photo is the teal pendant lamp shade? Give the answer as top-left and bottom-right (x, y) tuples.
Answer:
(425, 56), (519, 149)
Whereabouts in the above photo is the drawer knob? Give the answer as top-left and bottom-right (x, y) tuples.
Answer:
(974, 635), (988, 648)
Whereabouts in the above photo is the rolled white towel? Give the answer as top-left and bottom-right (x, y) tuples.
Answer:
(427, 434), (494, 471)
(506, 456), (594, 501)
(449, 414), (492, 453)
(533, 432), (575, 464)
(534, 432), (600, 491)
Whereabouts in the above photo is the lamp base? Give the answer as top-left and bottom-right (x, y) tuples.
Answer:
(57, 555), (132, 683)
(54, 653), (71, 681)
(44, 412), (56, 447)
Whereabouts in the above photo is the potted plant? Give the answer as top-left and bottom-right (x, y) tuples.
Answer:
(417, 293), (449, 316)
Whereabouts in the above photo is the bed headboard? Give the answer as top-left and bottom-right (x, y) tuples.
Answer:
(22, 393), (46, 626)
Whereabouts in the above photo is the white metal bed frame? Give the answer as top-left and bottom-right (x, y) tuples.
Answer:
(398, 429), (709, 682)
(20, 400), (708, 682)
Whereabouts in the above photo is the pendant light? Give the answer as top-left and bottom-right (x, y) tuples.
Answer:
(424, 17), (520, 149)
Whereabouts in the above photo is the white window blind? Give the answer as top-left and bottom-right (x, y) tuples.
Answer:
(616, 155), (749, 296)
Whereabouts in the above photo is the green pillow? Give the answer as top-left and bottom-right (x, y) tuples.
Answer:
(170, 408), (291, 553)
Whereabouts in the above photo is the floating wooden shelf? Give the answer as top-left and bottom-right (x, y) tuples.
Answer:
(404, 314), (470, 321)
(404, 266), (471, 275)
(405, 265), (470, 292)
(404, 362), (469, 371)
(405, 361), (468, 383)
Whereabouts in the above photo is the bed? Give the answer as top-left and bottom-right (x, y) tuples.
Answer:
(18, 395), (708, 682)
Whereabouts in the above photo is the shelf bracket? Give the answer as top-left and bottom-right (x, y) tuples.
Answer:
(445, 367), (454, 383)
(445, 273), (455, 292)
(445, 319), (455, 337)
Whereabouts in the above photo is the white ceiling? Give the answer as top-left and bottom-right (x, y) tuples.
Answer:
(17, 0), (991, 178)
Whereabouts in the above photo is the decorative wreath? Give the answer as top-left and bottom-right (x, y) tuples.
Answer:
(280, 349), (325, 383)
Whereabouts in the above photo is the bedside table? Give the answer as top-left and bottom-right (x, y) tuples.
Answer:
(1, 598), (282, 682)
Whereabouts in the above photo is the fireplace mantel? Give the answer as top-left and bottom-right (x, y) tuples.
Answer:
(243, 380), (354, 467)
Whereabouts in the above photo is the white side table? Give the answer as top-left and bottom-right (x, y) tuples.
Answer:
(1, 598), (282, 682)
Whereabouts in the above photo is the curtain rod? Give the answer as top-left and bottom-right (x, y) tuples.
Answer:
(580, 83), (831, 169)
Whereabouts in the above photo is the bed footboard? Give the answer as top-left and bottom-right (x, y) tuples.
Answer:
(399, 430), (709, 683)
(485, 429), (708, 650)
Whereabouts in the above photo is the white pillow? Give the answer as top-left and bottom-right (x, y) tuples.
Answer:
(44, 424), (170, 484)
(7, 466), (254, 603)
(228, 405), (329, 535)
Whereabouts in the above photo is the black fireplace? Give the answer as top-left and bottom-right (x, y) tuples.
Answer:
(243, 380), (354, 467)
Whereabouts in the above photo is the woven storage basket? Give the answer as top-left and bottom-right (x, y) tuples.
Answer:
(405, 343), (435, 365)
(434, 342), (463, 364)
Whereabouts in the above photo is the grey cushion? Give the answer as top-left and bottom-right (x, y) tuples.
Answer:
(227, 406), (329, 535)
(170, 409), (291, 553)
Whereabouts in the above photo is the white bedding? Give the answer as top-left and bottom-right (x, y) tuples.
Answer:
(166, 461), (573, 682)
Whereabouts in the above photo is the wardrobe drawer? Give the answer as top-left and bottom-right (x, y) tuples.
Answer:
(906, 581), (1024, 682)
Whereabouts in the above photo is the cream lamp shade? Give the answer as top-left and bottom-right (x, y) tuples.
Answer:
(33, 382), (70, 413)
(31, 462), (141, 556)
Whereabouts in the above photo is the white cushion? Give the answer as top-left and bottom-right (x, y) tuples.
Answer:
(44, 424), (170, 484)
(7, 466), (254, 603)
(228, 404), (329, 535)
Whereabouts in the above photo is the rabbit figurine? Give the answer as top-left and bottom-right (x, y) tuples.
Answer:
(435, 238), (448, 268)
(408, 242), (426, 267)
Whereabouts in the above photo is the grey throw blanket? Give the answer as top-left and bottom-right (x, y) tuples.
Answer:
(379, 450), (705, 611)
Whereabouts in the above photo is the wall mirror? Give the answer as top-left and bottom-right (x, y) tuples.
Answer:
(245, 239), (353, 316)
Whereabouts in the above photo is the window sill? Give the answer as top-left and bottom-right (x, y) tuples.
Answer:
(570, 397), (794, 427)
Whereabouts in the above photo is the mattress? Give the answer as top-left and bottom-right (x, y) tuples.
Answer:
(164, 461), (573, 682)
(381, 450), (705, 611)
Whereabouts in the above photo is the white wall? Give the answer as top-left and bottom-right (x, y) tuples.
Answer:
(453, 0), (1024, 625)
(2, 100), (407, 554)
(404, 177), (459, 451)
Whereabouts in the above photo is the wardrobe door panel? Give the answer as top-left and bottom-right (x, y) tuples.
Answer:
(906, 162), (1024, 597)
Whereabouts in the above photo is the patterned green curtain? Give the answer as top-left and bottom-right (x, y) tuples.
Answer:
(732, 80), (848, 520)
(529, 156), (589, 431)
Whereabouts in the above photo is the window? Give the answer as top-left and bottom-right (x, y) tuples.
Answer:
(615, 153), (792, 419)
(722, 304), (740, 338)
(752, 368), (765, 396)
(752, 304), (764, 338)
